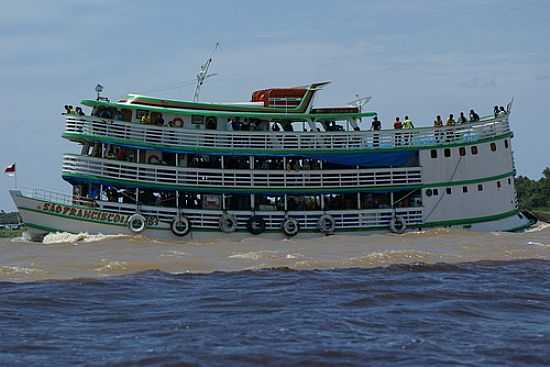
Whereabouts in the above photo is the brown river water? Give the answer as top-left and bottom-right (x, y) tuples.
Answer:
(2, 223), (550, 282)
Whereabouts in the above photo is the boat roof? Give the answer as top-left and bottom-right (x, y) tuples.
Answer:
(80, 82), (377, 121)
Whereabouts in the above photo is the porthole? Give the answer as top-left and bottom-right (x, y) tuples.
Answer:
(446, 187), (452, 195)
(463, 186), (468, 193)
(490, 143), (497, 152)
(459, 147), (466, 156)
(430, 150), (437, 159)
(471, 146), (478, 155)
(444, 148), (451, 158)
(478, 184), (483, 191)
(426, 189), (433, 197)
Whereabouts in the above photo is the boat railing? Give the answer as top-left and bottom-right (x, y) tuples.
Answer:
(18, 187), (96, 207)
(62, 154), (423, 189)
(98, 200), (424, 229)
(64, 114), (511, 152)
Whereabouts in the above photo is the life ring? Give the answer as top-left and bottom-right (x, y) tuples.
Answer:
(318, 214), (336, 234)
(282, 217), (299, 237)
(169, 117), (184, 128)
(148, 154), (161, 164)
(171, 215), (191, 237)
(205, 116), (217, 130)
(219, 213), (238, 233)
(389, 215), (407, 234)
(128, 213), (146, 234)
(247, 216), (266, 235)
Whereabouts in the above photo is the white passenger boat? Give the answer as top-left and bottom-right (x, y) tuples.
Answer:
(10, 81), (534, 241)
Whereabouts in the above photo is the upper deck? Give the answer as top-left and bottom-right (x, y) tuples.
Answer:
(64, 114), (511, 155)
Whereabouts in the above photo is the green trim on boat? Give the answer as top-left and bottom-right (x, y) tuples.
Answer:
(422, 209), (520, 227)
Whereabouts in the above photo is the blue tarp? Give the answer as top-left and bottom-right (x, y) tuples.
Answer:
(309, 151), (417, 167)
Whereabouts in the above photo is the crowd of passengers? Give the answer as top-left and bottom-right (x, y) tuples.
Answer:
(76, 184), (420, 211)
(370, 105), (507, 132)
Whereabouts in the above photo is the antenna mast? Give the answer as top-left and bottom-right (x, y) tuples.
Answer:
(193, 42), (220, 102)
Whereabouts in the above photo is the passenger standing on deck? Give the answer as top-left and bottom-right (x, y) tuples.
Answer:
(469, 109), (480, 122)
(371, 116), (381, 147)
(434, 115), (443, 142)
(446, 114), (456, 142)
(393, 117), (403, 146)
(459, 112), (468, 124)
(403, 116), (414, 145)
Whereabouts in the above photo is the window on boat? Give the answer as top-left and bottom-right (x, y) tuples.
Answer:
(433, 188), (439, 196)
(425, 189), (433, 197)
(471, 146), (478, 155)
(430, 150), (437, 159)
(459, 147), (466, 156)
(288, 195), (322, 211)
(359, 193), (391, 209)
(135, 109), (148, 122)
(191, 115), (205, 128)
(224, 156), (250, 169)
(446, 188), (452, 195)
(225, 194), (251, 210)
(504, 139), (509, 149)
(444, 148), (451, 158)
(478, 184), (483, 191)
(490, 143), (497, 152)
(508, 178), (512, 185)
(255, 195), (285, 211)
(121, 109), (133, 122)
(323, 194), (355, 210)
(205, 117), (218, 130)
(463, 186), (468, 193)
(187, 154), (222, 169)
(392, 190), (422, 208)
(497, 181), (501, 189)
(255, 157), (280, 170)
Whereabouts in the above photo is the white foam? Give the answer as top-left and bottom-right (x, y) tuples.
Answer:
(527, 241), (550, 247)
(42, 232), (128, 245)
(0, 265), (43, 275)
(525, 222), (550, 233)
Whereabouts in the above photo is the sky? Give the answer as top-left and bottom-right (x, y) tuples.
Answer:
(1, 0), (549, 210)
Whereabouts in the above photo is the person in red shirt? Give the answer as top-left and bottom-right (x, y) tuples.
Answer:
(394, 117), (403, 145)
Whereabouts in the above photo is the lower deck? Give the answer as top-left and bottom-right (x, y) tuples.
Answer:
(11, 189), (533, 242)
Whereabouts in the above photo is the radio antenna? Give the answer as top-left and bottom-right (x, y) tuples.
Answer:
(193, 42), (220, 102)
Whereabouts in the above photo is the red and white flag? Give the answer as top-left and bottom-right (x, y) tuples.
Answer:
(4, 163), (16, 176)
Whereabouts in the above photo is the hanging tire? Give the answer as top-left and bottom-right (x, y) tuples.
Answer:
(390, 215), (407, 234)
(247, 216), (265, 235)
(219, 213), (238, 233)
(318, 214), (336, 234)
(282, 218), (299, 237)
(128, 213), (146, 234)
(171, 215), (191, 237)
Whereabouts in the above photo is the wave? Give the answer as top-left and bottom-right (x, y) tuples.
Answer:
(42, 232), (129, 245)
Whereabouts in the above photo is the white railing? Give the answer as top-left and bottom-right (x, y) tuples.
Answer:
(98, 201), (424, 230)
(64, 115), (511, 152)
(63, 154), (423, 190)
(18, 187), (96, 207)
